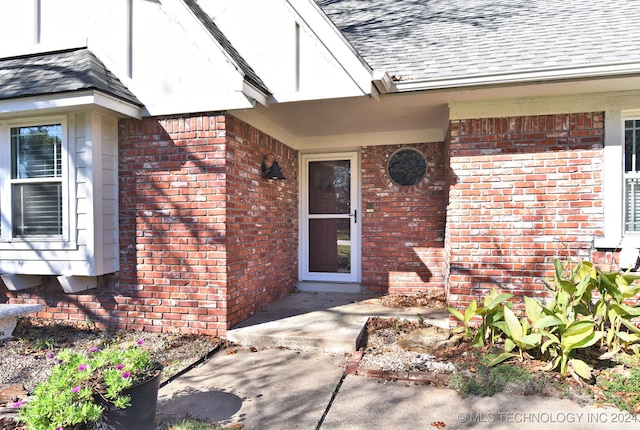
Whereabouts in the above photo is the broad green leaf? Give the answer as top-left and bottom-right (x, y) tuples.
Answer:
(482, 293), (514, 313)
(557, 279), (576, 296)
(504, 338), (517, 352)
(520, 333), (542, 348)
(503, 306), (522, 341)
(561, 320), (595, 349)
(534, 315), (563, 330)
(574, 330), (602, 350)
(574, 261), (594, 283)
(447, 307), (464, 322)
(543, 355), (561, 372)
(598, 270), (621, 301)
(619, 274), (640, 297)
(612, 303), (640, 318)
(492, 320), (508, 335)
(553, 258), (563, 280)
(574, 276), (593, 302)
(541, 338), (557, 354)
(464, 300), (478, 324)
(606, 328), (615, 346)
(488, 352), (518, 366)
(470, 326), (485, 348)
(592, 300), (606, 319)
(569, 358), (593, 380)
(615, 330), (640, 344)
(524, 296), (541, 324)
(619, 318), (640, 336)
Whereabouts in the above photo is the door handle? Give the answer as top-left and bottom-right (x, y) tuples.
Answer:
(349, 210), (357, 224)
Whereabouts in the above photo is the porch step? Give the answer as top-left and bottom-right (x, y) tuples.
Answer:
(226, 292), (449, 355)
(295, 282), (362, 293)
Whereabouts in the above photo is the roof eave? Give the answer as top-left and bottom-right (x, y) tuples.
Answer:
(392, 62), (640, 93)
(0, 90), (142, 119)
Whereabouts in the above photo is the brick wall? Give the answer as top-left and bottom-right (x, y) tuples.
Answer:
(1, 113), (298, 336)
(361, 143), (448, 294)
(445, 113), (605, 312)
(224, 116), (298, 327)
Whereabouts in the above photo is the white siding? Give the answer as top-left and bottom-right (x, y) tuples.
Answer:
(0, 110), (119, 277)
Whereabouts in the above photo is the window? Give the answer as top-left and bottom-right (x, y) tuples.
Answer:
(625, 119), (640, 232)
(386, 148), (427, 186)
(11, 124), (63, 236)
(597, 110), (640, 248)
(1, 118), (66, 242)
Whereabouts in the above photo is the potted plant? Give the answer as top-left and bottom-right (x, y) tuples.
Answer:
(15, 339), (162, 430)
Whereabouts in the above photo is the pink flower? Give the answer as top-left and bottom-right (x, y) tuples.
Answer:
(89, 347), (101, 353)
(12, 400), (23, 409)
(136, 339), (145, 345)
(116, 363), (125, 370)
(77, 364), (87, 372)
(122, 371), (131, 379)
(46, 352), (54, 359)
(71, 386), (81, 393)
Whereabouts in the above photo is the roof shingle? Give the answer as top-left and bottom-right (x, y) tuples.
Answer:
(0, 48), (142, 105)
(315, 0), (640, 83)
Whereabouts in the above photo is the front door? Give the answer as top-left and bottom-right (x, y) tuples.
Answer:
(300, 153), (360, 283)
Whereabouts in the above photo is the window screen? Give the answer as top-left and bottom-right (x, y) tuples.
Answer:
(10, 125), (62, 236)
(625, 120), (640, 232)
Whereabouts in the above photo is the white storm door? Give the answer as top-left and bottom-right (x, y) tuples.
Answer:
(300, 153), (360, 282)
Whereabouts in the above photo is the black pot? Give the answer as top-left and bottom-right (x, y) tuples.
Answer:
(95, 370), (162, 430)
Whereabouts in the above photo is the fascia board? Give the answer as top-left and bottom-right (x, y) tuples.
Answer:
(0, 91), (141, 118)
(286, 0), (373, 95)
(450, 88), (640, 120)
(242, 81), (268, 107)
(395, 62), (640, 93)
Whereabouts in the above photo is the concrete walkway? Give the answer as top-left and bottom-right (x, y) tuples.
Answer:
(157, 292), (637, 429)
(226, 291), (448, 354)
(157, 348), (637, 430)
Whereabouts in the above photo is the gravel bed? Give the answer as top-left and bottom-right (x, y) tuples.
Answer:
(0, 318), (226, 394)
(359, 325), (456, 375)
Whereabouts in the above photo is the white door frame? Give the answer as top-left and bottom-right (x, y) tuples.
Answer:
(299, 152), (361, 283)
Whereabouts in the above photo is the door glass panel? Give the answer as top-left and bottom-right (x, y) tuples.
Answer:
(308, 218), (351, 273)
(308, 161), (351, 214)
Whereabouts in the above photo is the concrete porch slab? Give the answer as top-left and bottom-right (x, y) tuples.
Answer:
(226, 292), (449, 354)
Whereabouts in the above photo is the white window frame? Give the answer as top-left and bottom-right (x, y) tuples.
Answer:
(597, 109), (640, 249)
(0, 115), (75, 250)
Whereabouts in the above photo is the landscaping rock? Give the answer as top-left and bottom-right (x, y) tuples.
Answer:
(0, 384), (26, 404)
(398, 326), (450, 353)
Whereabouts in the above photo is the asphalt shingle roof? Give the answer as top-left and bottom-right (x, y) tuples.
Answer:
(315, 0), (640, 83)
(0, 48), (142, 105)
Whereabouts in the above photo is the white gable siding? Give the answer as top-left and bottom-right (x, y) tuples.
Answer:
(200, 0), (372, 102)
(0, 0), (257, 116)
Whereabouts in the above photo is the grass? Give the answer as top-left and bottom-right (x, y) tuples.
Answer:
(595, 352), (640, 413)
(448, 352), (549, 398)
(156, 415), (244, 429)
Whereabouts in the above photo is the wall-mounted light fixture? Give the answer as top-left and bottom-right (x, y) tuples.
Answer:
(261, 153), (286, 180)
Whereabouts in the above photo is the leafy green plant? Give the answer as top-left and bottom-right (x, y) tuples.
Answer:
(489, 305), (541, 365)
(448, 288), (512, 347)
(592, 268), (640, 351)
(448, 258), (640, 381)
(16, 339), (161, 430)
